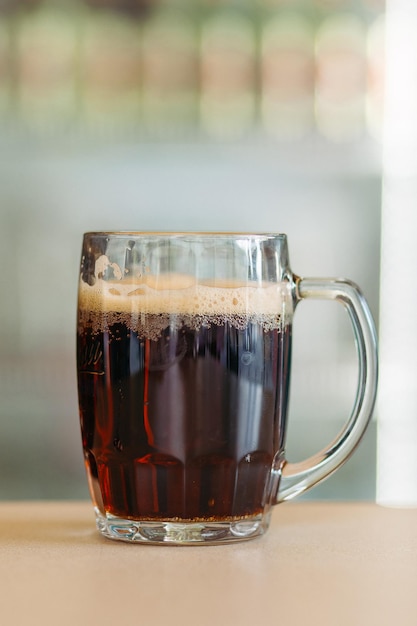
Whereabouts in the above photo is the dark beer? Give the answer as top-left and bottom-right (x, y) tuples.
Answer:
(77, 278), (292, 522)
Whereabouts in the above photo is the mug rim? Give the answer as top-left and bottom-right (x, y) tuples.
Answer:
(83, 231), (288, 239)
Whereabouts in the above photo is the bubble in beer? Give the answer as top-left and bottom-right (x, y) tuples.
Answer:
(241, 351), (254, 365)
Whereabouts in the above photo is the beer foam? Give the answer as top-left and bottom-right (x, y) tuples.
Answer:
(78, 273), (293, 338)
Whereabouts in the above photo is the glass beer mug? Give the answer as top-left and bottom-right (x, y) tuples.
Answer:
(77, 232), (378, 544)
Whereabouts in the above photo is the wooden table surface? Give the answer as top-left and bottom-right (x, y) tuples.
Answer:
(0, 501), (416, 626)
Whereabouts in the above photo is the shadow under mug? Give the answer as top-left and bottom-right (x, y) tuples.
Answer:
(77, 232), (378, 545)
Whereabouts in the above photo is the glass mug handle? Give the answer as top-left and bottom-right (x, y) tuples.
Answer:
(277, 277), (378, 502)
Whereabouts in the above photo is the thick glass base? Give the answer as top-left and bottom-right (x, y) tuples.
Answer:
(95, 508), (271, 545)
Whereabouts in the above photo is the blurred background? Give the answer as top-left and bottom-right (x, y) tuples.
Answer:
(0, 0), (385, 501)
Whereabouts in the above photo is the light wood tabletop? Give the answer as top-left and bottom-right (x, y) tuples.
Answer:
(0, 501), (416, 626)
